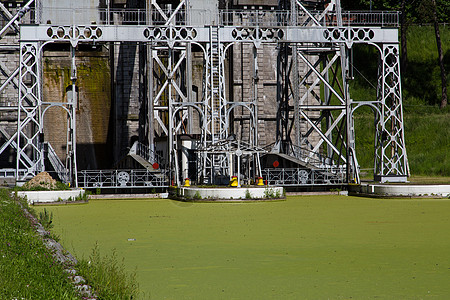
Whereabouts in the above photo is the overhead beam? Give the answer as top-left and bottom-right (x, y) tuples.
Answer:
(20, 25), (399, 44)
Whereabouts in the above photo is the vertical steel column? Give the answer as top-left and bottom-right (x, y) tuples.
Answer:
(16, 42), (43, 181)
(374, 44), (409, 182)
(68, 45), (78, 187)
(275, 0), (291, 153)
(291, 0), (300, 148)
(146, 0), (154, 153)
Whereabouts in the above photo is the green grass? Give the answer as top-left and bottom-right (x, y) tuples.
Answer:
(38, 197), (450, 299)
(353, 106), (450, 177)
(77, 243), (139, 300)
(0, 189), (79, 299)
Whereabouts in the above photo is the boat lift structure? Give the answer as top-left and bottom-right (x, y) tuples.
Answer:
(0, 0), (409, 188)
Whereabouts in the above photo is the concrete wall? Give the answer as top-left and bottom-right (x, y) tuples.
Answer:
(350, 183), (450, 198)
(179, 186), (284, 200)
(111, 41), (143, 162)
(42, 47), (112, 170)
(17, 189), (86, 204)
(39, 0), (101, 25)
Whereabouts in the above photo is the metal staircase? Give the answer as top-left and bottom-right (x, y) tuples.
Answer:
(44, 142), (70, 184)
(128, 141), (164, 172)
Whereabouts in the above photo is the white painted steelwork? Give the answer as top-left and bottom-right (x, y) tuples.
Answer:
(0, 0), (409, 186)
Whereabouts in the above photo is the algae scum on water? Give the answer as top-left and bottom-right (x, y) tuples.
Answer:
(37, 196), (450, 299)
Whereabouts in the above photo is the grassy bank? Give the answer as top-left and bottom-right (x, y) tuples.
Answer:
(0, 189), (79, 299)
(38, 197), (450, 299)
(354, 106), (449, 177)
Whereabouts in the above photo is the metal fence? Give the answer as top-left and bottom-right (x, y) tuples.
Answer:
(78, 169), (169, 188)
(28, 8), (399, 27)
(263, 167), (346, 186)
(0, 169), (26, 179)
(220, 10), (399, 27)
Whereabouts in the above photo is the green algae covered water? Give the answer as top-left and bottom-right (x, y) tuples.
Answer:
(36, 196), (450, 299)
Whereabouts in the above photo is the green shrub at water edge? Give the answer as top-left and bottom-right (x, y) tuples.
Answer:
(77, 243), (139, 300)
(193, 191), (202, 200)
(38, 208), (54, 230)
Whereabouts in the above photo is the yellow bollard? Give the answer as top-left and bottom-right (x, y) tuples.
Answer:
(184, 178), (190, 187)
(256, 177), (264, 186)
(230, 176), (238, 187)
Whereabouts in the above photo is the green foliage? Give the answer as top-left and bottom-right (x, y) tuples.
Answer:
(75, 191), (89, 202)
(38, 208), (54, 230)
(341, 0), (450, 23)
(354, 106), (450, 176)
(263, 188), (283, 199)
(403, 25), (450, 106)
(56, 181), (71, 190)
(193, 191), (202, 200)
(77, 244), (139, 300)
(245, 189), (252, 199)
(0, 189), (79, 299)
(14, 181), (71, 192)
(404, 109), (449, 176)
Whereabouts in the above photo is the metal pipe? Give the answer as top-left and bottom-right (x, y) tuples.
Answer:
(0, 0), (34, 38)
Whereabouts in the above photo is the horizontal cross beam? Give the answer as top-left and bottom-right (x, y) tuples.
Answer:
(20, 24), (398, 45)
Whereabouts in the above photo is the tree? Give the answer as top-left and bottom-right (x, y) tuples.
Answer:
(400, 0), (408, 72)
(431, 0), (448, 108)
(341, 0), (449, 108)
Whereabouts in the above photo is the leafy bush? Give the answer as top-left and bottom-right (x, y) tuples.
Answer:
(77, 244), (139, 300)
(38, 208), (54, 230)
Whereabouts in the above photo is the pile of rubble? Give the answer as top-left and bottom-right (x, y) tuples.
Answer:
(23, 172), (57, 190)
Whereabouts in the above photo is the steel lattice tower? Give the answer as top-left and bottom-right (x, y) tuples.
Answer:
(0, 0), (409, 187)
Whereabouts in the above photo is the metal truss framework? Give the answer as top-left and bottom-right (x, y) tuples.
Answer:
(16, 41), (77, 184)
(0, 0), (409, 186)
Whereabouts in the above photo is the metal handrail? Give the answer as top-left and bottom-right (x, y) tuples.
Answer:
(263, 142), (339, 169)
(78, 169), (169, 188)
(44, 142), (70, 183)
(24, 8), (398, 27)
(130, 141), (164, 166)
(263, 167), (346, 186)
(0, 168), (26, 178)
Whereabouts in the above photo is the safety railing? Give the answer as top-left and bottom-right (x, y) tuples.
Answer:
(78, 169), (169, 188)
(287, 143), (327, 167)
(263, 142), (339, 169)
(26, 8), (398, 27)
(129, 141), (164, 166)
(220, 10), (399, 27)
(263, 167), (346, 186)
(0, 168), (26, 178)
